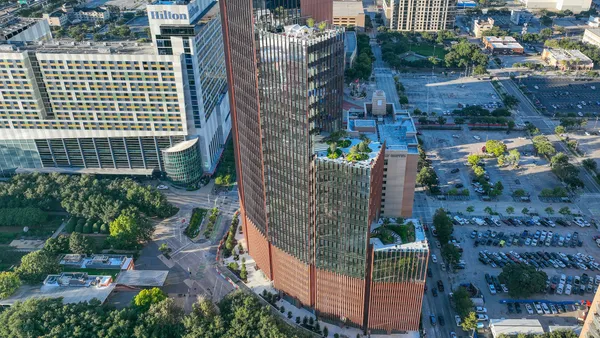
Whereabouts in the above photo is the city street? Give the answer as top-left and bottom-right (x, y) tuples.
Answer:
(137, 182), (240, 311)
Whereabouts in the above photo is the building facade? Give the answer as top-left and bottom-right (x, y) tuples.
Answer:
(333, 0), (366, 29)
(542, 48), (594, 70)
(0, 0), (230, 185)
(0, 17), (52, 42)
(581, 285), (600, 337)
(220, 0), (424, 333)
(583, 28), (600, 47)
(382, 0), (456, 31)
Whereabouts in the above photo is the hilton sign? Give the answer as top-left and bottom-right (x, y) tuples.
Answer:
(149, 10), (188, 20)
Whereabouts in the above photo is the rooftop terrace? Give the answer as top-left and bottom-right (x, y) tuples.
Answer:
(370, 218), (428, 251)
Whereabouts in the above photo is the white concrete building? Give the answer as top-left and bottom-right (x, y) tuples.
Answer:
(382, 0), (456, 31)
(521, 0), (591, 14)
(583, 28), (600, 47)
(0, 0), (230, 185)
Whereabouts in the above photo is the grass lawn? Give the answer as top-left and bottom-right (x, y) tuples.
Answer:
(61, 268), (121, 280)
(410, 43), (447, 59)
(0, 215), (64, 244)
(372, 230), (395, 245)
(184, 208), (208, 239)
(387, 224), (416, 243)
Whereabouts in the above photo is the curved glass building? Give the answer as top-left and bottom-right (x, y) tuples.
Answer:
(162, 138), (203, 187)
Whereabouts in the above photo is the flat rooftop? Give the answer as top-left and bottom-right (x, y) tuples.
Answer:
(60, 254), (133, 270)
(544, 48), (593, 63)
(0, 17), (41, 38)
(0, 40), (156, 55)
(370, 218), (428, 251)
(163, 138), (198, 153)
(333, 0), (364, 16)
(484, 36), (523, 49)
(0, 275), (115, 306)
(116, 270), (168, 287)
(586, 28), (600, 37)
(15, 167), (155, 176)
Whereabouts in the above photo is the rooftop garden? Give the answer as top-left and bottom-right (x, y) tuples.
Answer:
(374, 218), (417, 244)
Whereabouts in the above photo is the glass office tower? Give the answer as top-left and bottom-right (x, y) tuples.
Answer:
(220, 0), (427, 333)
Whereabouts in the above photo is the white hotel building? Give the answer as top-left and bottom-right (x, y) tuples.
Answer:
(0, 0), (230, 186)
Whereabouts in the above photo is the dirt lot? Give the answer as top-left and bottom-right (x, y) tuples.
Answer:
(519, 77), (600, 117)
(401, 73), (500, 115)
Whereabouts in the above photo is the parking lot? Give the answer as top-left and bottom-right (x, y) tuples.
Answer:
(444, 214), (599, 329)
(419, 129), (564, 206)
(519, 77), (600, 117)
(401, 73), (500, 115)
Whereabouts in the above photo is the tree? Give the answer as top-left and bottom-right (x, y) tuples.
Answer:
(16, 250), (60, 283)
(453, 287), (474, 319)
(506, 206), (514, 215)
(433, 209), (453, 244)
(484, 206), (493, 215)
(296, 316), (301, 324)
(506, 149), (521, 167)
(134, 298), (184, 337)
(159, 243), (171, 258)
(467, 154), (482, 166)
(240, 263), (248, 281)
(69, 232), (95, 255)
(461, 312), (478, 331)
(559, 206), (571, 216)
(416, 166), (438, 188)
(582, 159), (597, 172)
(466, 206), (474, 215)
(555, 125), (566, 134)
(444, 40), (489, 69)
(133, 288), (167, 311)
(485, 140), (507, 157)
(473, 65), (487, 75)
(437, 116), (447, 125)
(43, 235), (70, 254)
(323, 326), (329, 337)
(551, 153), (581, 189)
(521, 207), (529, 215)
(287, 311), (292, 319)
(532, 135), (556, 157)
(501, 94), (519, 109)
(473, 165), (485, 177)
(0, 272), (20, 299)
(109, 207), (154, 249)
(499, 264), (548, 297)
(545, 207), (555, 216)
(442, 244), (461, 265)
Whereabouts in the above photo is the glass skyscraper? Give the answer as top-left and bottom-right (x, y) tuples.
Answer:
(220, 0), (427, 333)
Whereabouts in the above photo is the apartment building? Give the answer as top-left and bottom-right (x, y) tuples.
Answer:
(220, 0), (425, 333)
(382, 0), (456, 31)
(0, 0), (230, 187)
(333, 0), (366, 29)
(473, 17), (494, 38)
(71, 7), (111, 23)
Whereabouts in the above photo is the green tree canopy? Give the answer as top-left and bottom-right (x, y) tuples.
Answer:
(433, 209), (453, 244)
(485, 140), (507, 157)
(444, 40), (489, 69)
(442, 244), (461, 265)
(499, 264), (548, 298)
(16, 250), (60, 283)
(416, 166), (438, 188)
(0, 272), (20, 299)
(109, 207), (154, 249)
(453, 287), (474, 319)
(133, 287), (167, 311)
(69, 232), (95, 255)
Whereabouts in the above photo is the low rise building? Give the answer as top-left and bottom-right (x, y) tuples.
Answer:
(520, 0), (591, 14)
(583, 28), (600, 47)
(490, 318), (544, 337)
(588, 15), (600, 27)
(0, 272), (115, 306)
(344, 30), (357, 68)
(542, 48), (594, 70)
(483, 36), (524, 54)
(59, 254), (135, 270)
(333, 0), (365, 29)
(473, 18), (494, 38)
(71, 7), (110, 23)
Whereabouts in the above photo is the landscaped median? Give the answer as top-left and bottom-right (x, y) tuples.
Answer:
(183, 207), (208, 239)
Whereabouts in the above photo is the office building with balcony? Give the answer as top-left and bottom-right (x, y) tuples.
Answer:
(0, 0), (230, 186)
(382, 0), (456, 31)
(220, 0), (424, 332)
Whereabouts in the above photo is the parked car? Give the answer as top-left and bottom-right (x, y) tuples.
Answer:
(476, 314), (489, 321)
(525, 303), (534, 314)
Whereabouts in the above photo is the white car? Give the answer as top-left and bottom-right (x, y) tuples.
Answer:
(450, 333), (457, 338)
(534, 303), (543, 314)
(475, 307), (487, 313)
(525, 304), (534, 314)
(431, 254), (437, 263)
(541, 303), (551, 314)
(476, 314), (489, 321)
(501, 284), (509, 293)
(452, 134), (460, 138)
(550, 304), (558, 314)
(473, 135), (481, 140)
(489, 284), (497, 295)
(455, 315), (462, 326)
(157, 185), (169, 190)
(556, 284), (564, 295)
(565, 284), (572, 295)
(560, 274), (566, 284)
